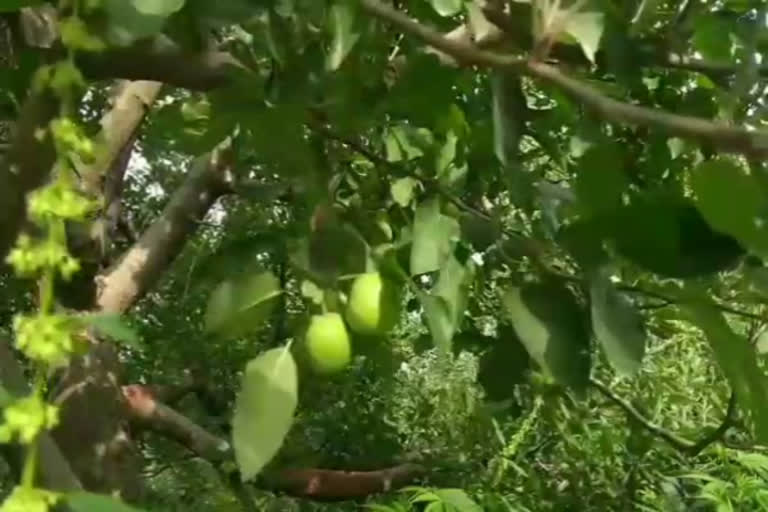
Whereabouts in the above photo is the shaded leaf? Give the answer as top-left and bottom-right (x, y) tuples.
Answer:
(683, 297), (768, 443)
(327, 0), (361, 71)
(104, 0), (168, 45)
(602, 195), (744, 278)
(204, 271), (282, 339)
(80, 313), (141, 349)
(232, 346), (298, 481)
(589, 270), (646, 375)
(0, 0), (41, 11)
(574, 143), (628, 216)
(410, 198), (460, 275)
(309, 223), (370, 281)
(67, 492), (146, 512)
(502, 281), (590, 393)
(477, 326), (531, 401)
(692, 14), (732, 61)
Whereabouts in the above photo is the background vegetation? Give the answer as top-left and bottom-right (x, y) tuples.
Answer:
(2, 0), (768, 511)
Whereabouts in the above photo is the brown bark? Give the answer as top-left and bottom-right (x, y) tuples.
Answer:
(0, 89), (58, 260)
(121, 384), (425, 501)
(0, 342), (82, 491)
(50, 140), (235, 500)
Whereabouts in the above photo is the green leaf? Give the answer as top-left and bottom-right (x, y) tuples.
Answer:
(601, 195), (744, 278)
(410, 198), (460, 276)
(502, 281), (590, 393)
(477, 326), (530, 400)
(433, 488), (482, 512)
(429, 0), (463, 17)
(309, 224), (370, 281)
(683, 296), (768, 443)
(391, 177), (420, 207)
(67, 492), (146, 512)
(0, 384), (15, 408)
(589, 270), (646, 376)
(327, 0), (361, 71)
(131, 0), (185, 16)
(574, 143), (628, 216)
(433, 255), (473, 328)
(204, 271), (282, 339)
(232, 346), (298, 481)
(104, 0), (168, 45)
(80, 313), (141, 349)
(689, 159), (768, 258)
(0, 0), (41, 11)
(563, 11), (604, 64)
(692, 14), (732, 61)
(490, 71), (524, 167)
(419, 293), (454, 354)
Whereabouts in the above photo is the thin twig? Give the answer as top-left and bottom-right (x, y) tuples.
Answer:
(591, 378), (736, 456)
(359, 0), (768, 159)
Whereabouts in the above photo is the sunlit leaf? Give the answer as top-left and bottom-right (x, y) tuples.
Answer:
(419, 293), (454, 354)
(327, 0), (361, 71)
(410, 198), (460, 276)
(689, 158), (768, 258)
(589, 270), (646, 376)
(391, 177), (420, 207)
(432, 488), (482, 511)
(429, 0), (463, 17)
(204, 271), (282, 338)
(232, 346), (298, 481)
(491, 71), (524, 167)
(131, 0), (185, 16)
(67, 492), (146, 512)
(563, 11), (604, 64)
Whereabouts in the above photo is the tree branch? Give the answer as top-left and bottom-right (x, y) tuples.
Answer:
(0, 89), (59, 260)
(121, 384), (425, 501)
(96, 139), (235, 313)
(359, 0), (768, 159)
(77, 36), (245, 91)
(591, 378), (736, 456)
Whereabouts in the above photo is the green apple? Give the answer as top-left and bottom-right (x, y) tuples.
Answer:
(345, 272), (401, 336)
(305, 312), (351, 374)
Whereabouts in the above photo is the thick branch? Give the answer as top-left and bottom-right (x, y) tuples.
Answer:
(0, 90), (59, 260)
(591, 378), (736, 456)
(359, 0), (768, 159)
(84, 80), (162, 195)
(96, 141), (234, 313)
(121, 384), (425, 500)
(78, 37), (244, 91)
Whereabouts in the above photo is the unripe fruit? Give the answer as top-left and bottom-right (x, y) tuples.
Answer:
(305, 312), (351, 374)
(345, 272), (400, 336)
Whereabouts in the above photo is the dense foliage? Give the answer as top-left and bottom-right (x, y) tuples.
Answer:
(2, 0), (768, 511)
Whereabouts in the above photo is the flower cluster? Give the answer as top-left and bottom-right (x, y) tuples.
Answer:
(13, 314), (79, 368)
(0, 395), (59, 445)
